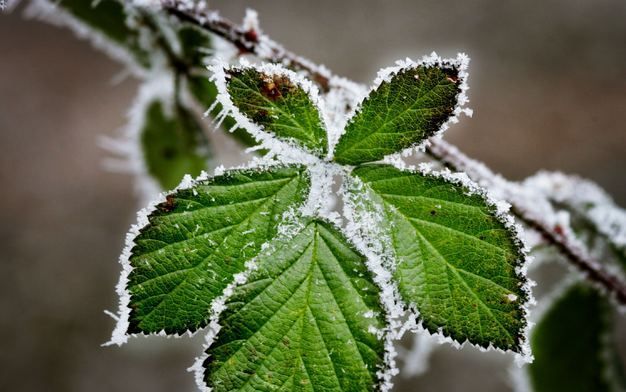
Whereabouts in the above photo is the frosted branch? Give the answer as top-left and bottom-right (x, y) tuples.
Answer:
(159, 0), (332, 91)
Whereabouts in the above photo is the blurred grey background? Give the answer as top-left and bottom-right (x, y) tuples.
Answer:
(1, 0), (625, 391)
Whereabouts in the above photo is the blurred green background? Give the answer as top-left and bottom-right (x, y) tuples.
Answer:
(1, 1), (625, 391)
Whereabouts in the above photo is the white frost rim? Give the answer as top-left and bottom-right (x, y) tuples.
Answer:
(104, 158), (306, 347)
(348, 160), (536, 366)
(335, 52), (473, 160)
(209, 58), (333, 164)
(188, 215), (387, 391)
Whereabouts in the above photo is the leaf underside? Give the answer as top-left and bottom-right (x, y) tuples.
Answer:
(141, 100), (211, 190)
(126, 166), (310, 334)
(54, 0), (540, 387)
(225, 67), (328, 155)
(204, 219), (387, 391)
(353, 164), (527, 351)
(529, 283), (625, 392)
(333, 64), (461, 165)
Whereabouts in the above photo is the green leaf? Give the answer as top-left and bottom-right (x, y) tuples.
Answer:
(203, 219), (387, 391)
(225, 67), (328, 155)
(352, 164), (527, 351)
(177, 24), (211, 69)
(333, 63), (462, 165)
(140, 100), (211, 190)
(529, 283), (626, 392)
(53, 0), (149, 67)
(126, 166), (310, 334)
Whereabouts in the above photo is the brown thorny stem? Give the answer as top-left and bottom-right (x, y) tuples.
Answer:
(160, 0), (626, 306)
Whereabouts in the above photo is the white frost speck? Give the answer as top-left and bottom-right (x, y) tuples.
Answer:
(340, 173), (407, 391)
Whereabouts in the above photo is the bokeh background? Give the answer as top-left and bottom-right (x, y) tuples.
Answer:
(1, 0), (625, 391)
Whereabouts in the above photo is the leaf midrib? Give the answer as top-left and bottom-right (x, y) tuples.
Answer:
(210, 224), (378, 391)
(229, 76), (324, 149)
(338, 73), (451, 154)
(236, 100), (321, 145)
(156, 176), (295, 217)
(405, 215), (516, 345)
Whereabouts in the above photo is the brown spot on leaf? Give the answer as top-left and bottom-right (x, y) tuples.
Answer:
(442, 67), (459, 83)
(260, 73), (295, 101)
(159, 195), (176, 212)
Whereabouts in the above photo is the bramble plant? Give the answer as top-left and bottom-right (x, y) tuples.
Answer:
(15, 0), (626, 391)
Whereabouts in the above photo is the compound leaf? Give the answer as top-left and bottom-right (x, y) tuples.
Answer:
(225, 66), (328, 155)
(141, 100), (211, 190)
(529, 283), (626, 392)
(203, 219), (387, 391)
(125, 166), (310, 334)
(334, 63), (462, 165)
(352, 164), (528, 351)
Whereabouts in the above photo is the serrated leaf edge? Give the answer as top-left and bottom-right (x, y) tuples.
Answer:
(209, 59), (331, 164)
(331, 52), (472, 162)
(187, 217), (310, 392)
(339, 173), (408, 391)
(104, 160), (306, 347)
(346, 161), (535, 364)
(188, 217), (395, 392)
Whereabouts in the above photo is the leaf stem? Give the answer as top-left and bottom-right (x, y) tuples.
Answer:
(159, 0), (626, 305)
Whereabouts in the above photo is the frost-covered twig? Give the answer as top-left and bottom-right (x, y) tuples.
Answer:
(426, 138), (626, 305)
(523, 171), (626, 253)
(159, 0), (333, 91)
